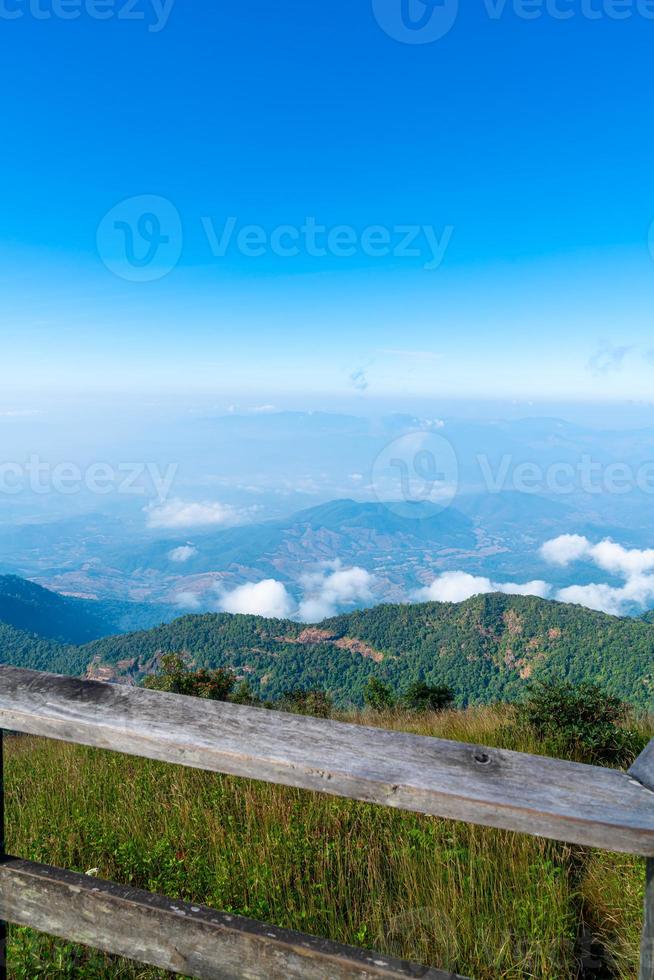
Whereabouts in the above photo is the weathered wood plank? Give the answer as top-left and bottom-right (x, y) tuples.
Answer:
(0, 858), (466, 980)
(2, 666), (654, 854)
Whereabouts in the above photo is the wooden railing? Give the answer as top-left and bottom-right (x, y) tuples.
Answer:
(1, 665), (654, 979)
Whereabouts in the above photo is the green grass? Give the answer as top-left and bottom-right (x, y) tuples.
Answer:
(3, 706), (650, 978)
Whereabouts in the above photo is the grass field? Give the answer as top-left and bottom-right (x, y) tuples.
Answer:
(2, 705), (649, 979)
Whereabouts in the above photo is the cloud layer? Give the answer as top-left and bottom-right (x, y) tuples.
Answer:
(409, 535), (654, 616)
(298, 564), (374, 621)
(413, 571), (551, 604)
(145, 498), (246, 529)
(213, 563), (375, 622)
(541, 534), (654, 615)
(217, 579), (296, 619)
(168, 545), (198, 563)
(170, 531), (654, 622)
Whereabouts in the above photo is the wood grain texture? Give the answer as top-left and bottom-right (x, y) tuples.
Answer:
(0, 858), (466, 980)
(2, 666), (654, 854)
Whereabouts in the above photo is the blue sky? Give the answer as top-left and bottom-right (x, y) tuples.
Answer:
(2, 0), (654, 404)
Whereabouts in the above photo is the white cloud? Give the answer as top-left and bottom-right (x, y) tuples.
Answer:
(556, 572), (654, 616)
(541, 534), (654, 577)
(168, 545), (198, 563)
(543, 533), (654, 615)
(174, 591), (202, 610)
(589, 540), (654, 577)
(188, 563), (375, 624)
(500, 580), (552, 598)
(297, 596), (335, 623)
(217, 579), (295, 619)
(540, 534), (591, 566)
(414, 571), (550, 604)
(555, 583), (619, 616)
(145, 498), (245, 529)
(620, 573), (654, 606)
(298, 564), (374, 622)
(414, 571), (493, 603)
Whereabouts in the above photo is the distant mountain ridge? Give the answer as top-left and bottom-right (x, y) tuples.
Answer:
(0, 492), (641, 608)
(0, 575), (114, 644)
(106, 494), (598, 609)
(115, 498), (477, 572)
(0, 574), (174, 645)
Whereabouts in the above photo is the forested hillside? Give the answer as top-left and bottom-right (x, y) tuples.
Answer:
(0, 574), (179, 655)
(79, 593), (654, 708)
(0, 575), (114, 643)
(0, 622), (82, 675)
(3, 586), (654, 708)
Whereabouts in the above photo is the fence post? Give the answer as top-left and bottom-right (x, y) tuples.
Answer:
(1, 729), (6, 980)
(628, 741), (654, 980)
(640, 858), (654, 980)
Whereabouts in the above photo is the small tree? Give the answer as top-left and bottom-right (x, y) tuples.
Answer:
(402, 681), (454, 713)
(143, 653), (235, 702)
(517, 681), (639, 766)
(364, 677), (395, 711)
(277, 688), (333, 718)
(229, 679), (261, 706)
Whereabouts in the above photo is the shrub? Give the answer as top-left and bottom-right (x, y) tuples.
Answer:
(364, 677), (395, 711)
(401, 681), (454, 713)
(229, 679), (261, 706)
(517, 681), (641, 766)
(143, 653), (236, 702)
(277, 688), (333, 718)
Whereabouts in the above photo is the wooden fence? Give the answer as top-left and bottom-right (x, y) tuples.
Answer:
(1, 664), (654, 979)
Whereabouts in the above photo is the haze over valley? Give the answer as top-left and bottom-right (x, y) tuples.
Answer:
(3, 405), (654, 625)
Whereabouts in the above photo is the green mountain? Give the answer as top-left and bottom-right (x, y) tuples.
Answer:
(79, 593), (654, 709)
(0, 574), (175, 643)
(3, 579), (654, 709)
(0, 575), (116, 644)
(0, 622), (81, 675)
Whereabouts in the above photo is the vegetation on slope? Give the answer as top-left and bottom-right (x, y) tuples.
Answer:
(0, 575), (175, 646)
(0, 575), (113, 644)
(4, 585), (654, 710)
(79, 593), (654, 710)
(0, 622), (81, 675)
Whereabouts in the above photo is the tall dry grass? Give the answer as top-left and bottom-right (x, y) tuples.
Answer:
(3, 705), (650, 979)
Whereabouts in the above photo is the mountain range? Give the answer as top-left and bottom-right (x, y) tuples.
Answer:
(0, 494), (627, 613)
(2, 574), (654, 709)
